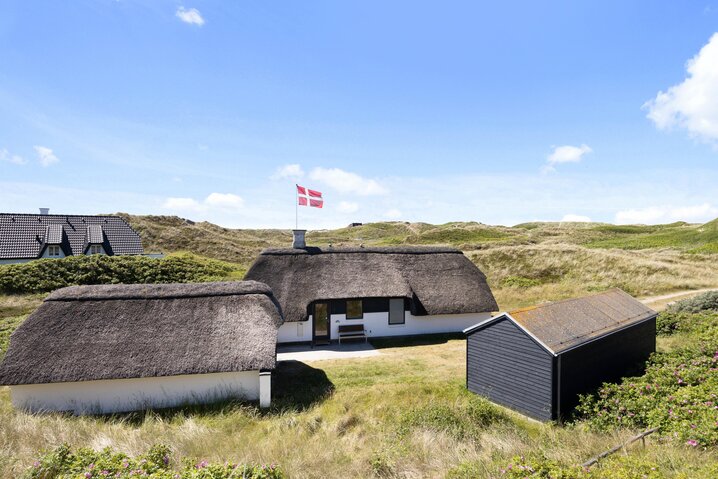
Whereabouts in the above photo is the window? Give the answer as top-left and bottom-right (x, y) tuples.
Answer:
(346, 299), (363, 319)
(88, 245), (103, 255)
(389, 298), (405, 325)
(47, 245), (61, 257)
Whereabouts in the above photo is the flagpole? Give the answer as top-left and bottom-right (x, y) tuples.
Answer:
(295, 184), (298, 230)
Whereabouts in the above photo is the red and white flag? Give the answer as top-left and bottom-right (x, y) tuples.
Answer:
(297, 184), (323, 208)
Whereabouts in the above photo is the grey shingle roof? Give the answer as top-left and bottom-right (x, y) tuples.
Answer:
(0, 213), (143, 260)
(465, 289), (657, 355)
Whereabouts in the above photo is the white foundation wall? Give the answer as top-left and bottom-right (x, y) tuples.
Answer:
(10, 370), (262, 415)
(277, 311), (493, 343)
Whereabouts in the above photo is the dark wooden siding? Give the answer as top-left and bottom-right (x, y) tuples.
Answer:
(557, 317), (656, 418)
(467, 317), (554, 421)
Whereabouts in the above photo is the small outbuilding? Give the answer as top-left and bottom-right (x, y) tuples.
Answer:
(464, 289), (657, 421)
(0, 281), (281, 414)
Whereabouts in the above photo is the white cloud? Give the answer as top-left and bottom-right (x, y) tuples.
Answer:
(561, 214), (592, 222)
(383, 208), (402, 219)
(0, 148), (26, 165)
(271, 163), (304, 180)
(337, 201), (359, 213)
(645, 33), (718, 143)
(543, 144), (592, 173)
(33, 146), (59, 167)
(204, 192), (244, 209)
(163, 197), (202, 211)
(615, 203), (718, 224)
(309, 167), (387, 195)
(163, 192), (244, 212)
(176, 7), (205, 26)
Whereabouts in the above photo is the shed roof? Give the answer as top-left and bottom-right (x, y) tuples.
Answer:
(0, 281), (282, 385)
(0, 213), (143, 259)
(465, 289), (656, 355)
(244, 246), (498, 322)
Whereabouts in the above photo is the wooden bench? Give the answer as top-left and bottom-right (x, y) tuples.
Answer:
(337, 324), (367, 344)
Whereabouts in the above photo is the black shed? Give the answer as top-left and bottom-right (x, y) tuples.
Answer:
(464, 289), (657, 421)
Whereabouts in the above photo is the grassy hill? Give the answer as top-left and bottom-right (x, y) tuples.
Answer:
(121, 214), (718, 310)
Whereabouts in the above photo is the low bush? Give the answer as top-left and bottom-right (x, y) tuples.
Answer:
(24, 444), (284, 479)
(448, 454), (718, 479)
(0, 253), (243, 294)
(398, 396), (507, 441)
(666, 290), (718, 314)
(576, 312), (718, 448)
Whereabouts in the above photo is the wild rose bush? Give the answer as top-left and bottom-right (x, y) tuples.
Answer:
(577, 310), (718, 448)
(23, 444), (284, 479)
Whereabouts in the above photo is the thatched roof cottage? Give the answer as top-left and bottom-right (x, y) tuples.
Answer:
(244, 230), (497, 344)
(0, 281), (281, 414)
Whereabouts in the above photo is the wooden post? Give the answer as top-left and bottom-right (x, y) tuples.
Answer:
(581, 427), (659, 468)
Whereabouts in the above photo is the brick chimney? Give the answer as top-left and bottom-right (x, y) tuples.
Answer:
(292, 229), (307, 249)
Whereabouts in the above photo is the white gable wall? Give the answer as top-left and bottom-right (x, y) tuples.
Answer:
(277, 311), (492, 343)
(10, 370), (266, 414)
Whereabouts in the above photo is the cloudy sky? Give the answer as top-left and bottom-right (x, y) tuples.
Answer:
(1, 1), (718, 228)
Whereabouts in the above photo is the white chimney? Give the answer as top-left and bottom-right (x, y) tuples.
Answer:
(39, 208), (50, 215)
(292, 229), (307, 249)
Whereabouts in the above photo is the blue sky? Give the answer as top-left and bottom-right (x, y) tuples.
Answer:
(1, 1), (718, 228)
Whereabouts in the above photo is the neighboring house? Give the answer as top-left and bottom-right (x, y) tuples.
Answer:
(464, 289), (657, 421)
(0, 209), (143, 264)
(244, 230), (498, 344)
(0, 281), (280, 414)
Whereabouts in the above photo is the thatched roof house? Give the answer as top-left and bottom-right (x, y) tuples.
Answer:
(0, 281), (281, 414)
(245, 237), (497, 344)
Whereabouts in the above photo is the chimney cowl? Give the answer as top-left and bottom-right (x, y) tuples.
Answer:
(39, 208), (50, 215)
(292, 229), (307, 249)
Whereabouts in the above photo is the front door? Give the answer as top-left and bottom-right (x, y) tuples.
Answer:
(313, 302), (330, 343)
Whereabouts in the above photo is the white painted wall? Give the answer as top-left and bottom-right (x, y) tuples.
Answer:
(277, 310), (492, 343)
(10, 370), (263, 415)
(278, 319), (313, 343)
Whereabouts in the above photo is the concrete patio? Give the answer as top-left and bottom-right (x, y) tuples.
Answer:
(277, 342), (382, 362)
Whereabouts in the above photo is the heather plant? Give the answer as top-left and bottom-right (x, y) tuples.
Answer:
(23, 444), (284, 479)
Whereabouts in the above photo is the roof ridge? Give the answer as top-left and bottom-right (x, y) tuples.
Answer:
(509, 287), (626, 314)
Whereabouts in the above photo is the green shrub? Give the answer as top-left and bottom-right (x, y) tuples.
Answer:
(500, 275), (541, 288)
(0, 254), (243, 294)
(576, 312), (718, 447)
(666, 291), (718, 314)
(398, 397), (506, 441)
(24, 444), (284, 479)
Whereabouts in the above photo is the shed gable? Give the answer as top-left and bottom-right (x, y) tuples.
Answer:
(467, 316), (554, 420)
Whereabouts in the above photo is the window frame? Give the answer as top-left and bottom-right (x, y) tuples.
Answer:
(48, 245), (61, 257)
(388, 298), (406, 325)
(345, 299), (364, 320)
(88, 244), (102, 255)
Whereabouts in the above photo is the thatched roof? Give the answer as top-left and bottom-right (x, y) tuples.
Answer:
(0, 281), (282, 386)
(244, 246), (498, 322)
(465, 289), (656, 355)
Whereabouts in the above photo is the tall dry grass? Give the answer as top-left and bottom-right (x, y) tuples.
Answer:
(471, 243), (718, 310)
(0, 339), (713, 478)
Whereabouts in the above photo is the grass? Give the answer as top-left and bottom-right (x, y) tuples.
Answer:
(0, 333), (714, 478)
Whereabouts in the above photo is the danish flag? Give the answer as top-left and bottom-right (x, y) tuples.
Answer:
(296, 184), (323, 208)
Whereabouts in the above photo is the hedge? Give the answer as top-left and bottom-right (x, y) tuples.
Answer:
(0, 254), (243, 294)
